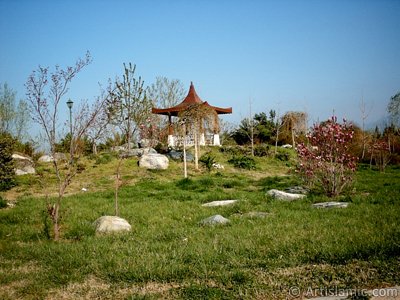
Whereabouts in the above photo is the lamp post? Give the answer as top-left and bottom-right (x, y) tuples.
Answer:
(66, 99), (73, 163)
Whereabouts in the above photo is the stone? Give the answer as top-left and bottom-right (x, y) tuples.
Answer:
(266, 189), (306, 201)
(93, 216), (131, 234)
(284, 186), (309, 194)
(54, 152), (67, 161)
(139, 153), (169, 170)
(242, 211), (270, 218)
(200, 214), (230, 226)
(282, 144), (293, 148)
(12, 153), (35, 175)
(202, 200), (238, 207)
(38, 154), (55, 163)
(212, 163), (224, 170)
(119, 147), (157, 158)
(313, 202), (349, 209)
(167, 150), (194, 162)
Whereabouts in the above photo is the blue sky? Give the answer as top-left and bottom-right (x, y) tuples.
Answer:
(1, 0), (399, 131)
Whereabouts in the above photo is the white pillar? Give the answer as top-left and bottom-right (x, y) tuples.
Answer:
(167, 135), (175, 147)
(199, 133), (206, 146)
(213, 134), (220, 146)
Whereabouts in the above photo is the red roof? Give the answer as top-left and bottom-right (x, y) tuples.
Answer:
(152, 82), (232, 116)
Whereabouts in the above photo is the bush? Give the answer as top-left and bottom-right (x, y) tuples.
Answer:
(199, 153), (216, 172)
(0, 132), (16, 191)
(228, 155), (256, 170)
(296, 116), (357, 197)
(253, 144), (270, 157)
(0, 196), (7, 208)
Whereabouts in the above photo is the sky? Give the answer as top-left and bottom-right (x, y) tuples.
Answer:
(1, 0), (399, 134)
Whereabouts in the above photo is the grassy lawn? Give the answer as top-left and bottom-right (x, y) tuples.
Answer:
(0, 149), (399, 299)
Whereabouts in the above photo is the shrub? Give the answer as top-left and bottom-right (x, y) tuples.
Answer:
(253, 144), (270, 157)
(199, 153), (216, 172)
(0, 196), (7, 208)
(0, 132), (16, 191)
(296, 116), (357, 197)
(228, 155), (256, 170)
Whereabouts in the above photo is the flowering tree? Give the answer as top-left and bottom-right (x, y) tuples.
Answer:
(296, 116), (358, 197)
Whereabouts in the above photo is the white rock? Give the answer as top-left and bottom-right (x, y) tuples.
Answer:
(38, 155), (54, 163)
(202, 200), (237, 207)
(312, 202), (349, 209)
(139, 153), (169, 170)
(93, 216), (131, 234)
(212, 163), (224, 169)
(200, 215), (230, 226)
(266, 189), (306, 201)
(282, 144), (293, 148)
(15, 167), (36, 176)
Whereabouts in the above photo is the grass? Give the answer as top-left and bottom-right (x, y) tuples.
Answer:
(0, 149), (399, 299)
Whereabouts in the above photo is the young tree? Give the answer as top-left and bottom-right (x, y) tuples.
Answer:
(26, 52), (106, 240)
(107, 63), (151, 151)
(296, 116), (358, 197)
(0, 132), (16, 191)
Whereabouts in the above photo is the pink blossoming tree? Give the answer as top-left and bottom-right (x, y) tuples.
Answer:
(296, 116), (358, 197)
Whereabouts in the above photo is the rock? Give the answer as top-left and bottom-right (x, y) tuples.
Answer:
(138, 139), (151, 148)
(282, 144), (293, 148)
(313, 202), (349, 209)
(120, 147), (157, 158)
(12, 153), (35, 175)
(38, 154), (55, 163)
(202, 200), (238, 207)
(266, 189), (306, 201)
(139, 153), (169, 170)
(284, 186), (309, 194)
(167, 150), (194, 162)
(242, 211), (270, 218)
(54, 152), (67, 161)
(200, 215), (230, 226)
(93, 216), (131, 234)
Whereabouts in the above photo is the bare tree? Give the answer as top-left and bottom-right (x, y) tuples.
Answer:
(107, 63), (151, 151)
(359, 96), (372, 160)
(25, 52), (106, 240)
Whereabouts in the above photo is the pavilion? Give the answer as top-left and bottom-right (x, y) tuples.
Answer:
(151, 82), (232, 147)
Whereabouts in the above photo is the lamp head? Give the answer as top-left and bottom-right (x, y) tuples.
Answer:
(66, 99), (74, 109)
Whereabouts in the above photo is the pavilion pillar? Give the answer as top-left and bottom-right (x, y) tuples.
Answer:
(212, 113), (221, 146)
(199, 118), (205, 146)
(167, 114), (175, 147)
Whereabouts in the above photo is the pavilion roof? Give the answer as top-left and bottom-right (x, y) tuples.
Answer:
(151, 82), (232, 116)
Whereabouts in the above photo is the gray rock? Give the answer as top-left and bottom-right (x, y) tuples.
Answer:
(54, 152), (67, 161)
(284, 186), (309, 194)
(266, 189), (306, 201)
(93, 216), (131, 234)
(200, 214), (230, 226)
(313, 202), (349, 209)
(38, 154), (54, 163)
(242, 211), (270, 218)
(202, 200), (238, 207)
(139, 153), (169, 170)
(167, 150), (194, 162)
(12, 153), (35, 175)
(119, 147), (157, 158)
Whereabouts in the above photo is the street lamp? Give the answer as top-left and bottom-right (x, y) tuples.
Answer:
(66, 99), (73, 163)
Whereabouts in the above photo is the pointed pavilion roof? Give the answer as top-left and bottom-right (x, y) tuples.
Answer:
(151, 82), (232, 116)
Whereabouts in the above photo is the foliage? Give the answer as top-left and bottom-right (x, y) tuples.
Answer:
(296, 116), (358, 197)
(199, 153), (216, 172)
(253, 143), (270, 157)
(228, 155), (256, 169)
(0, 196), (8, 208)
(55, 133), (92, 156)
(368, 139), (391, 172)
(0, 132), (16, 191)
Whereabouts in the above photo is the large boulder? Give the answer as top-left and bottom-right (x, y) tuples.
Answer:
(139, 153), (169, 170)
(119, 147), (157, 158)
(12, 153), (35, 175)
(266, 189), (306, 201)
(93, 216), (131, 234)
(167, 150), (194, 162)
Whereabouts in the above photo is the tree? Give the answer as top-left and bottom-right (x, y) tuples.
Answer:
(26, 52), (106, 240)
(107, 63), (151, 151)
(296, 116), (358, 197)
(0, 83), (30, 140)
(388, 92), (400, 127)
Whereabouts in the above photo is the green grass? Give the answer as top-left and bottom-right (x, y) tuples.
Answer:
(0, 155), (399, 299)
